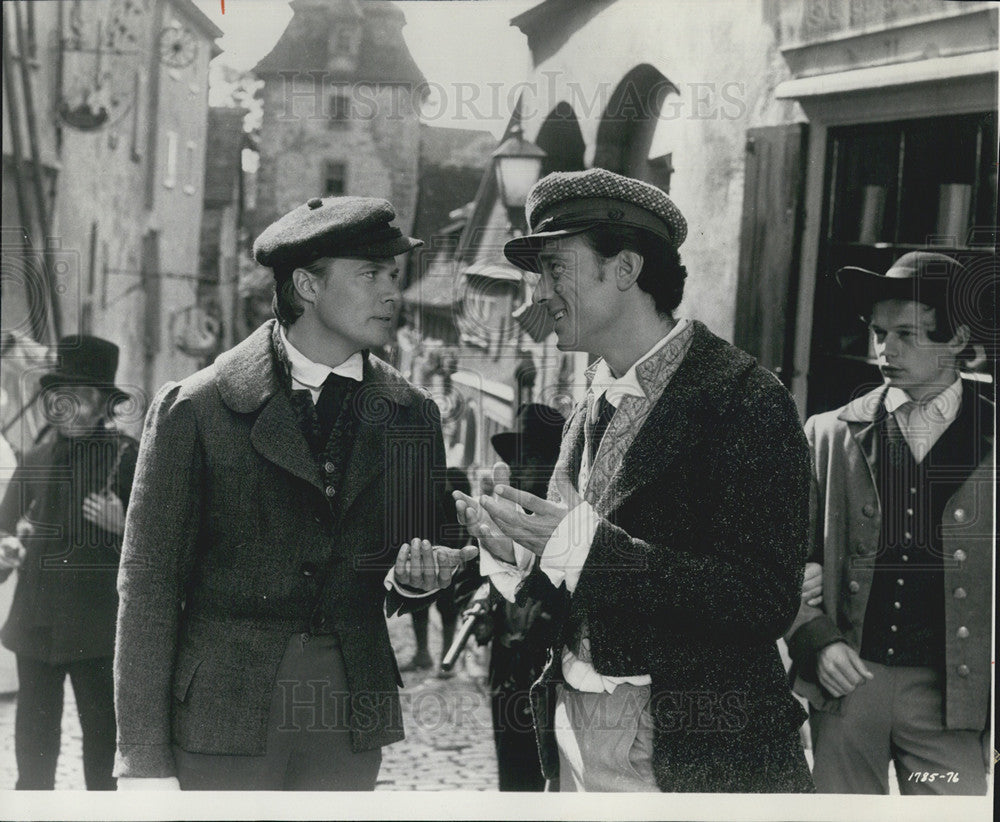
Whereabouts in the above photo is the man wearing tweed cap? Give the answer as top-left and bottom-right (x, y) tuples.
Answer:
(114, 196), (475, 790)
(456, 168), (814, 792)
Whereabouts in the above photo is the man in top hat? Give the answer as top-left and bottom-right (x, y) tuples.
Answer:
(455, 168), (814, 792)
(478, 402), (565, 791)
(785, 251), (994, 794)
(113, 196), (476, 791)
(0, 336), (138, 789)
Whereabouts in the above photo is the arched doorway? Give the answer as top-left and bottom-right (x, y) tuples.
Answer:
(535, 102), (586, 176)
(593, 64), (677, 184)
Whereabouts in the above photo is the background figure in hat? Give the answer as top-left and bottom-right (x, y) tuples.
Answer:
(475, 403), (564, 791)
(456, 168), (814, 792)
(785, 251), (993, 794)
(401, 466), (475, 677)
(0, 336), (138, 790)
(113, 196), (475, 791)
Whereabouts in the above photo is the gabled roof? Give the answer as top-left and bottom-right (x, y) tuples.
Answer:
(253, 0), (425, 87)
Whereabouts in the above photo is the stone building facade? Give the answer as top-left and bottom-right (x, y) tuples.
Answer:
(253, 0), (426, 235)
(2, 0), (224, 432)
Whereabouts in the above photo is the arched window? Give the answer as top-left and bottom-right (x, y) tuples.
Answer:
(593, 65), (676, 183)
(535, 102), (586, 176)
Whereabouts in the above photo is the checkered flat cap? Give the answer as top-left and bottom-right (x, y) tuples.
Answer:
(504, 169), (687, 272)
(253, 195), (422, 271)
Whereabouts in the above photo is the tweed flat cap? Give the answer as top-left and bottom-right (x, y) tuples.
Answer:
(253, 195), (422, 271)
(504, 169), (687, 272)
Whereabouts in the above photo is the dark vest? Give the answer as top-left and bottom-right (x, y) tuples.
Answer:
(271, 325), (361, 635)
(861, 393), (978, 668)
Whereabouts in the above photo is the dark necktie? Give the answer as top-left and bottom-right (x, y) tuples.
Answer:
(314, 373), (356, 444)
(589, 394), (616, 463)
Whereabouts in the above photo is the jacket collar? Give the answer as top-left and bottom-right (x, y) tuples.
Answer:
(215, 319), (416, 415)
(837, 384), (888, 424)
(561, 322), (758, 513)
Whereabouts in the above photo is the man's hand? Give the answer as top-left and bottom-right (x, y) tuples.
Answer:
(801, 562), (823, 607)
(481, 465), (581, 556)
(82, 491), (125, 535)
(0, 536), (26, 572)
(393, 537), (478, 592)
(454, 462), (517, 564)
(816, 642), (874, 697)
(116, 776), (181, 790)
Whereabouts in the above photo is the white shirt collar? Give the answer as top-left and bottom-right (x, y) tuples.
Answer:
(884, 376), (962, 421)
(279, 324), (364, 392)
(590, 318), (691, 407)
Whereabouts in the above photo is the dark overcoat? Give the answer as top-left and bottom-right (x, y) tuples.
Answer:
(114, 320), (446, 778)
(521, 322), (814, 792)
(0, 428), (138, 663)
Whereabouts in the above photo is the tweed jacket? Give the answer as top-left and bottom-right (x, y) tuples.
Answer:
(785, 382), (994, 730)
(0, 428), (138, 663)
(521, 322), (813, 792)
(114, 320), (447, 778)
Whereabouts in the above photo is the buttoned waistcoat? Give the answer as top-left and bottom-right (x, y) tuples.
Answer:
(786, 382), (994, 730)
(114, 320), (447, 778)
(521, 322), (813, 792)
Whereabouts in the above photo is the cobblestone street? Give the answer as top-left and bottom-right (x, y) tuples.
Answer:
(0, 611), (499, 791)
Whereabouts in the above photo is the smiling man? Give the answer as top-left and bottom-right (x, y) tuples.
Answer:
(458, 169), (814, 792)
(113, 196), (474, 790)
(785, 252), (993, 794)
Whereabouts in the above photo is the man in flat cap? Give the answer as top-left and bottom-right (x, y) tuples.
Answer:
(456, 168), (814, 792)
(113, 196), (475, 790)
(785, 251), (993, 794)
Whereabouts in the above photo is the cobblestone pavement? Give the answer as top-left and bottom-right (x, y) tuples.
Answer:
(0, 610), (499, 791)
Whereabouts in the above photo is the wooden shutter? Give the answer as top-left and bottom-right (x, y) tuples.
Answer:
(733, 123), (808, 385)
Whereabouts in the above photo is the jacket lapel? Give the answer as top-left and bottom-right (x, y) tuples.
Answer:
(337, 412), (385, 519)
(337, 356), (417, 517)
(839, 386), (887, 497)
(251, 391), (324, 492)
(597, 323), (753, 516)
(551, 403), (586, 499)
(215, 320), (323, 492)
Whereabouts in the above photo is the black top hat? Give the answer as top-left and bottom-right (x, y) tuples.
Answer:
(491, 403), (567, 465)
(40, 335), (127, 401)
(836, 251), (968, 321)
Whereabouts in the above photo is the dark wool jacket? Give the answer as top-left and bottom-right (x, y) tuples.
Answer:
(114, 321), (447, 778)
(520, 322), (814, 792)
(0, 428), (138, 664)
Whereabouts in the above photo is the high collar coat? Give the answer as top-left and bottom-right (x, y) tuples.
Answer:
(114, 321), (447, 778)
(786, 381), (994, 731)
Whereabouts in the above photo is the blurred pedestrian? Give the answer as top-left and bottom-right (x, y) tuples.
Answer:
(402, 467), (476, 677)
(0, 336), (138, 790)
(785, 252), (993, 794)
(458, 169), (813, 792)
(113, 196), (475, 791)
(481, 403), (564, 791)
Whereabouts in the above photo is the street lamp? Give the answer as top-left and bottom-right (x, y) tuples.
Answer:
(492, 123), (546, 235)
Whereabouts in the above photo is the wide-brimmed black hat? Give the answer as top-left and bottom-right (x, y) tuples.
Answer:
(836, 251), (966, 321)
(40, 335), (127, 402)
(491, 403), (566, 465)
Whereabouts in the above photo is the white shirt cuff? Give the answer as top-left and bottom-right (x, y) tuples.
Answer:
(383, 568), (438, 598)
(479, 541), (535, 602)
(539, 500), (600, 594)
